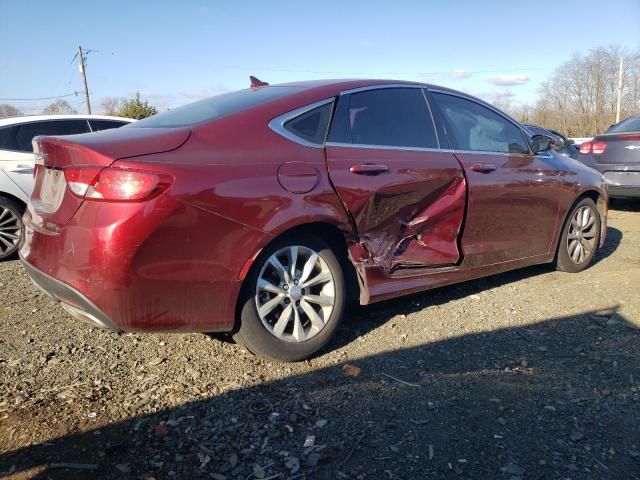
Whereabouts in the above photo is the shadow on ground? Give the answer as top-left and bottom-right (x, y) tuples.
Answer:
(1, 306), (639, 479)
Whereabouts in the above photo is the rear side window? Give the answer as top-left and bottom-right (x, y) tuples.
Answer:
(89, 120), (129, 131)
(284, 103), (332, 145)
(432, 93), (529, 154)
(328, 88), (438, 148)
(129, 87), (302, 128)
(0, 126), (19, 151)
(14, 120), (91, 152)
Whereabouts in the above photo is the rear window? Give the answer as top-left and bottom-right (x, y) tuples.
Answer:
(607, 116), (640, 133)
(129, 87), (302, 128)
(89, 119), (129, 131)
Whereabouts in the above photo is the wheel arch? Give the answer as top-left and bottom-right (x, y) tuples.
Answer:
(234, 220), (362, 330)
(554, 190), (605, 263)
(0, 191), (27, 212)
(577, 189), (607, 249)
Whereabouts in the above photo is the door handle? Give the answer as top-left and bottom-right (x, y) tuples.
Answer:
(470, 163), (497, 173)
(349, 164), (389, 175)
(8, 165), (34, 174)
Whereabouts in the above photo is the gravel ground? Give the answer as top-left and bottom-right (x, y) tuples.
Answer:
(1, 201), (639, 480)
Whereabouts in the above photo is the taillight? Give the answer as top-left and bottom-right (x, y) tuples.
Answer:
(64, 166), (173, 201)
(579, 141), (607, 154)
(579, 142), (592, 154)
(592, 142), (607, 154)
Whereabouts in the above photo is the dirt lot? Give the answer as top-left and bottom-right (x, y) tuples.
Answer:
(1, 201), (639, 480)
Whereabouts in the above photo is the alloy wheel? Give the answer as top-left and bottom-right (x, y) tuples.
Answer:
(255, 245), (335, 343)
(0, 206), (21, 257)
(566, 205), (597, 265)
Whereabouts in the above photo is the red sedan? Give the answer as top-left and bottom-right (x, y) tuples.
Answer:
(20, 79), (608, 361)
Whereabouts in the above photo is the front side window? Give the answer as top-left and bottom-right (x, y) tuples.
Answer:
(15, 120), (91, 152)
(328, 88), (438, 149)
(284, 103), (332, 145)
(432, 93), (529, 154)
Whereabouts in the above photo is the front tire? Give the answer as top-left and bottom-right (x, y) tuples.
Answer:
(233, 233), (346, 362)
(555, 197), (601, 273)
(0, 197), (24, 261)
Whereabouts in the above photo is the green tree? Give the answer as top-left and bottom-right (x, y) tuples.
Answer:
(0, 104), (22, 118)
(42, 99), (77, 115)
(118, 92), (158, 119)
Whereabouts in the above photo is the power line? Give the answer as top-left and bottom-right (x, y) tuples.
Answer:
(220, 65), (557, 75)
(0, 93), (79, 101)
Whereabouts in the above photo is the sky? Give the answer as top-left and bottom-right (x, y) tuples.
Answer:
(1, 0), (639, 114)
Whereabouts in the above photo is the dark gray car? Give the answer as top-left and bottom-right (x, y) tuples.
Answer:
(579, 116), (640, 199)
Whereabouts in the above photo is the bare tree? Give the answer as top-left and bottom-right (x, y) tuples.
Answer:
(100, 97), (125, 116)
(0, 104), (22, 118)
(42, 100), (78, 115)
(531, 45), (640, 136)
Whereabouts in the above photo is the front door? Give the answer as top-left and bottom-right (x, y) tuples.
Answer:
(325, 87), (466, 270)
(430, 91), (561, 267)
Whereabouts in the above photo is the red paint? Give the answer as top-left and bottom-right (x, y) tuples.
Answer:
(20, 79), (608, 334)
(277, 162), (320, 193)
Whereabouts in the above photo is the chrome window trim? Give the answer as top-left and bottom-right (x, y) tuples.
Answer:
(453, 149), (552, 159)
(339, 83), (425, 96)
(326, 141), (450, 153)
(421, 88), (441, 149)
(268, 98), (335, 149)
(429, 88), (534, 156)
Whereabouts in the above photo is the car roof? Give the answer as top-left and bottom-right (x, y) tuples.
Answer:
(274, 78), (464, 95)
(0, 114), (134, 128)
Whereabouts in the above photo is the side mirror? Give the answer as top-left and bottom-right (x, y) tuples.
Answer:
(531, 134), (551, 153)
(566, 138), (575, 145)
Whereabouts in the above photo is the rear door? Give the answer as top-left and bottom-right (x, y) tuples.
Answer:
(325, 87), (466, 270)
(429, 91), (562, 267)
(0, 119), (91, 196)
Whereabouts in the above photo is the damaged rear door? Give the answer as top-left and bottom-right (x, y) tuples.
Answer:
(325, 86), (466, 270)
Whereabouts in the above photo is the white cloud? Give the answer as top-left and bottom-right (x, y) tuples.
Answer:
(180, 86), (231, 100)
(486, 74), (530, 86)
(360, 39), (374, 48)
(449, 70), (473, 79)
(180, 89), (212, 100)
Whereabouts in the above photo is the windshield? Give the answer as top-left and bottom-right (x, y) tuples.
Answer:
(607, 116), (640, 133)
(129, 86), (302, 128)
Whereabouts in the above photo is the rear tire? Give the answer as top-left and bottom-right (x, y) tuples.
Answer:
(555, 198), (601, 273)
(0, 197), (24, 261)
(233, 233), (345, 362)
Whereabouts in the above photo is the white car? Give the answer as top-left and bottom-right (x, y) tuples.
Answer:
(0, 115), (134, 260)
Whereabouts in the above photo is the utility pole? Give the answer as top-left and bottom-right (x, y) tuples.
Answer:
(78, 46), (92, 114)
(615, 57), (623, 124)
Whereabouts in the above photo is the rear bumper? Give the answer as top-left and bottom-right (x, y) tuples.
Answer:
(607, 185), (640, 199)
(20, 197), (269, 333)
(21, 256), (121, 331)
(587, 162), (640, 198)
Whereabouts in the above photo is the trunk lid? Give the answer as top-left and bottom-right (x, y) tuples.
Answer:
(28, 127), (190, 229)
(591, 132), (640, 165)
